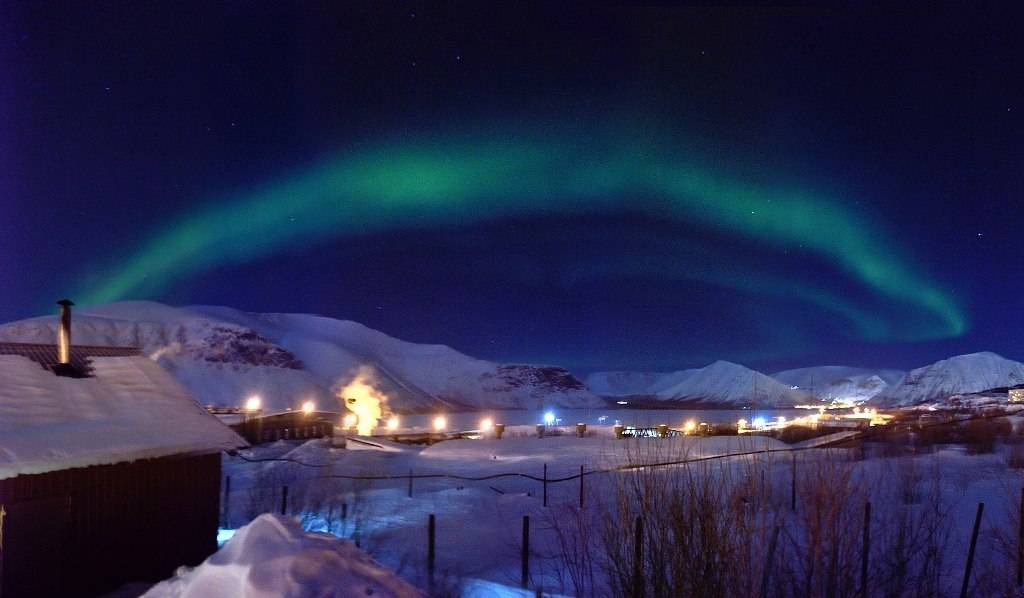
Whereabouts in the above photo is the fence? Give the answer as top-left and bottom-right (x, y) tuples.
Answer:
(219, 430), (1024, 597)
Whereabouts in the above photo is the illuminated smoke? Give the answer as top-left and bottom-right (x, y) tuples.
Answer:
(336, 366), (387, 435)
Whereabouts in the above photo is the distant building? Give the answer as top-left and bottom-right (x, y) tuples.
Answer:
(0, 301), (245, 597)
(230, 410), (336, 444)
(1009, 388), (1024, 403)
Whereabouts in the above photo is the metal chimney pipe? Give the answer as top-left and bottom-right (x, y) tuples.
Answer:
(57, 299), (74, 365)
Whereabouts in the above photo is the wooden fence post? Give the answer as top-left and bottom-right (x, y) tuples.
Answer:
(861, 501), (871, 597)
(1018, 487), (1023, 587)
(543, 463), (548, 507)
(960, 502), (984, 598)
(221, 475), (231, 527)
(427, 513), (436, 591)
(760, 524), (781, 598)
(579, 465), (585, 509)
(280, 485), (288, 515)
(633, 516), (644, 598)
(522, 515), (530, 589)
(790, 452), (797, 511)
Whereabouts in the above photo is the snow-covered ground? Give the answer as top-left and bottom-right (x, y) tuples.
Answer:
(212, 424), (1024, 597)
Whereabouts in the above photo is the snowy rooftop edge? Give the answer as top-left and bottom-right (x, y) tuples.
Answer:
(0, 354), (246, 480)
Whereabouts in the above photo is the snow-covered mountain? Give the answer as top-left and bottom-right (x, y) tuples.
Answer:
(586, 361), (810, 407)
(654, 360), (810, 407)
(583, 370), (695, 397)
(0, 302), (602, 414)
(771, 366), (905, 403)
(876, 352), (1024, 406)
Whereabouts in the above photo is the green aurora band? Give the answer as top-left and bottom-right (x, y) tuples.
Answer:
(77, 132), (967, 341)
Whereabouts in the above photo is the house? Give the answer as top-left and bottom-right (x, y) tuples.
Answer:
(0, 301), (246, 597)
(230, 409), (337, 444)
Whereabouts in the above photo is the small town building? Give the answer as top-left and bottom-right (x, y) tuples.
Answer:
(0, 301), (245, 597)
(230, 409), (337, 444)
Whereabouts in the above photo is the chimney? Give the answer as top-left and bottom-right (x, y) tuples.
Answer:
(57, 299), (74, 365)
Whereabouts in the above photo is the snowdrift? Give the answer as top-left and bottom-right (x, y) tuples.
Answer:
(143, 514), (424, 598)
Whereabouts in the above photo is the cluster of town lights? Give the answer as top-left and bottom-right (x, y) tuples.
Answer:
(737, 406), (891, 433)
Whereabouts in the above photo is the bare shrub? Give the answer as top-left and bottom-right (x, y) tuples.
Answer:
(243, 464), (296, 521)
(775, 425), (828, 444)
(571, 439), (771, 597)
(774, 453), (865, 598)
(871, 460), (952, 598)
(547, 504), (599, 596)
(962, 418), (1012, 455)
(1007, 445), (1024, 469)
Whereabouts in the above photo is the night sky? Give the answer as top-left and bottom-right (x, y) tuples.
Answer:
(2, 3), (1021, 373)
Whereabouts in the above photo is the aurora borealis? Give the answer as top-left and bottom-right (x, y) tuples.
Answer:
(4, 2), (1021, 372)
(77, 130), (965, 344)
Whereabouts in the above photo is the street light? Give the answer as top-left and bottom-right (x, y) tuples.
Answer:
(244, 396), (262, 412)
(386, 416), (399, 431)
(301, 400), (315, 415)
(433, 416), (447, 431)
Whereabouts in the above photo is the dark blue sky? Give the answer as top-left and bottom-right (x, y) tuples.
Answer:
(2, 2), (1021, 373)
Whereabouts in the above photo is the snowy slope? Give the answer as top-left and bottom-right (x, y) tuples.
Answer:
(654, 360), (810, 407)
(144, 514), (424, 598)
(876, 352), (1024, 406)
(583, 370), (695, 397)
(0, 302), (602, 414)
(771, 365), (905, 403)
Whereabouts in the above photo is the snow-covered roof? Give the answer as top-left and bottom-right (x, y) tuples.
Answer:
(0, 351), (246, 480)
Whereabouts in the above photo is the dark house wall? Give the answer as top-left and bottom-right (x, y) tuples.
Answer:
(0, 452), (221, 597)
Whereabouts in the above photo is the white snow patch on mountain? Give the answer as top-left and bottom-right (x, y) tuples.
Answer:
(654, 360), (809, 407)
(583, 370), (696, 397)
(587, 361), (811, 407)
(876, 352), (1024, 406)
(771, 365), (905, 403)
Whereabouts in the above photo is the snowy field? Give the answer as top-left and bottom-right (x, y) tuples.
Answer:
(208, 420), (1024, 597)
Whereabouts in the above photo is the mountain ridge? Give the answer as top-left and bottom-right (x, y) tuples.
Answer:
(0, 301), (601, 414)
